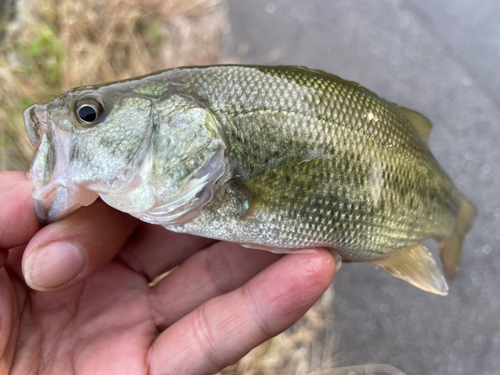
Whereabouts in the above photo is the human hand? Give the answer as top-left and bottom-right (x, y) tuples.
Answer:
(0, 171), (335, 375)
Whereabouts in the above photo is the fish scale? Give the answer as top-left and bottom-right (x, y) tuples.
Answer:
(151, 67), (458, 258)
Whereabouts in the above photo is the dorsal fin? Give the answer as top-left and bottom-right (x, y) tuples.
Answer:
(399, 107), (433, 144)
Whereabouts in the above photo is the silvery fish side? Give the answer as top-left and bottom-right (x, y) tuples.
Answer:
(24, 65), (477, 295)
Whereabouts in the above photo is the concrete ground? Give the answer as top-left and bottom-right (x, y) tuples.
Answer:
(224, 1), (500, 374)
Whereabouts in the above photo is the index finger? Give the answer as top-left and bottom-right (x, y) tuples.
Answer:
(148, 249), (335, 374)
(0, 172), (40, 250)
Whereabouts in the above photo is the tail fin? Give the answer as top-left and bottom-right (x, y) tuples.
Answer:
(438, 194), (477, 279)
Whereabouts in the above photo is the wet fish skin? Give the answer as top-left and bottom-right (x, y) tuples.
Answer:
(24, 65), (477, 294)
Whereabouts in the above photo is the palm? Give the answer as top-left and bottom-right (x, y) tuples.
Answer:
(6, 260), (154, 374)
(0, 172), (335, 375)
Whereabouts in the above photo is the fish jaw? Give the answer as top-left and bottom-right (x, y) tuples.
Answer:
(25, 103), (99, 224)
(32, 182), (99, 225)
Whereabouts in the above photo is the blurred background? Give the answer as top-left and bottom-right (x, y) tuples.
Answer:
(1, 0), (499, 374)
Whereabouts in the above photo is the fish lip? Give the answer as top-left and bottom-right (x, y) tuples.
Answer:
(33, 197), (50, 226)
(33, 183), (99, 225)
(24, 103), (48, 146)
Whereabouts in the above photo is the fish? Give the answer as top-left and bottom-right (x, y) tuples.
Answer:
(23, 65), (477, 295)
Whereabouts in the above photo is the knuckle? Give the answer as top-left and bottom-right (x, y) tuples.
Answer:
(204, 247), (237, 295)
(240, 284), (275, 338)
(191, 303), (225, 371)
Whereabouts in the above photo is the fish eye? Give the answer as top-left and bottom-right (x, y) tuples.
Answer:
(74, 97), (104, 126)
(79, 105), (97, 122)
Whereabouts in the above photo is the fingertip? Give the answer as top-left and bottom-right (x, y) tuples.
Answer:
(297, 248), (336, 289)
(274, 249), (336, 300)
(23, 241), (86, 291)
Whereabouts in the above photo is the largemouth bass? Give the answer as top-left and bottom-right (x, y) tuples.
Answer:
(24, 65), (477, 295)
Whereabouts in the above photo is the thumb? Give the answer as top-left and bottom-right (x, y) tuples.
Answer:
(22, 199), (138, 291)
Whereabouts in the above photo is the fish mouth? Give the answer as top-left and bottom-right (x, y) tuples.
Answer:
(24, 103), (98, 224)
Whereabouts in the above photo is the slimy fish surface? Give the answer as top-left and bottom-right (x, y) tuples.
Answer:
(24, 65), (477, 295)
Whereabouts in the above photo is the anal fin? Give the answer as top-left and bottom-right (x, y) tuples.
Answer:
(370, 243), (448, 296)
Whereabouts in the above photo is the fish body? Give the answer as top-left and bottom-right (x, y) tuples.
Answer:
(24, 65), (477, 295)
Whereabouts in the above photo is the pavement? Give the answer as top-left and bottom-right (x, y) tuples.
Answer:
(224, 1), (500, 374)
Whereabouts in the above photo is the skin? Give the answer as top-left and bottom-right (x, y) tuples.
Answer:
(0, 171), (335, 375)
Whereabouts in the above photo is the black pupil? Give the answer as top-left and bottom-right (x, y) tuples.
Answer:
(78, 105), (97, 122)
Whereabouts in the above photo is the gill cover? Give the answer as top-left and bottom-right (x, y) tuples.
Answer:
(102, 95), (228, 225)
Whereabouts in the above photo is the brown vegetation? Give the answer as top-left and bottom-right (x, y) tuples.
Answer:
(0, 0), (226, 169)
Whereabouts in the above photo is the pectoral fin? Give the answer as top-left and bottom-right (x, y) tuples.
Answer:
(233, 156), (334, 218)
(400, 107), (433, 144)
(371, 243), (448, 296)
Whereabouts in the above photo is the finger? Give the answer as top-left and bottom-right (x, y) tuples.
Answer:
(149, 243), (281, 329)
(5, 246), (24, 279)
(0, 172), (40, 250)
(0, 250), (8, 269)
(117, 224), (215, 281)
(0, 268), (17, 373)
(147, 249), (335, 375)
(22, 199), (139, 291)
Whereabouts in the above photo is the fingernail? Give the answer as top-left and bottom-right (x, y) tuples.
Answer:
(25, 242), (85, 291)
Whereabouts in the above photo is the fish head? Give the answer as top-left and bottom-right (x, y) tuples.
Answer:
(24, 82), (227, 225)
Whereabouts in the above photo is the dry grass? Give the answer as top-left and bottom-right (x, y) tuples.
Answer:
(0, 0), (227, 170)
(0, 1), (346, 374)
